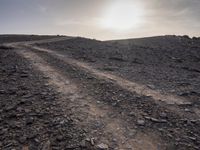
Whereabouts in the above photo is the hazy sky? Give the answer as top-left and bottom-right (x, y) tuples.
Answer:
(0, 0), (200, 40)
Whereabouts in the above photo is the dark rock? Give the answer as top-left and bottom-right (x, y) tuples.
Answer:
(19, 99), (27, 104)
(132, 58), (143, 64)
(5, 104), (16, 111)
(103, 67), (116, 71)
(19, 136), (27, 144)
(20, 74), (29, 78)
(26, 117), (34, 125)
(28, 132), (37, 139)
(0, 90), (5, 94)
(7, 89), (17, 95)
(9, 121), (21, 129)
(56, 135), (64, 141)
(109, 56), (126, 62)
(160, 112), (167, 118)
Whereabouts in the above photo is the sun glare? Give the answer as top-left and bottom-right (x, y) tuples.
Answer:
(100, 1), (145, 32)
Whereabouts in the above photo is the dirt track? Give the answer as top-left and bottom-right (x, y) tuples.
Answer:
(1, 37), (200, 149)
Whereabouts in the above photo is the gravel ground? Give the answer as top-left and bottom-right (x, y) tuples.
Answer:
(30, 45), (200, 150)
(36, 36), (200, 104)
(0, 35), (59, 44)
(0, 48), (85, 150)
(1, 35), (200, 150)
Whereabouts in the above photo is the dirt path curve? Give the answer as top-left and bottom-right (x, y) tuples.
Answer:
(16, 48), (161, 149)
(7, 33), (190, 107)
(7, 37), (200, 149)
(21, 44), (200, 120)
(29, 46), (190, 106)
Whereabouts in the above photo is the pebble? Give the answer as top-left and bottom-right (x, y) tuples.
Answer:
(97, 143), (109, 150)
(0, 90), (5, 94)
(24, 108), (31, 113)
(184, 108), (191, 112)
(137, 119), (145, 126)
(147, 84), (156, 89)
(26, 117), (34, 125)
(188, 136), (197, 141)
(42, 140), (51, 150)
(19, 136), (27, 144)
(145, 117), (167, 123)
(160, 112), (167, 118)
(56, 135), (63, 141)
(129, 111), (135, 116)
(90, 138), (95, 145)
(178, 102), (193, 106)
(151, 118), (167, 123)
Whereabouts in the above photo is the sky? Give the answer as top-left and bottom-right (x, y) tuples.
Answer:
(0, 0), (200, 40)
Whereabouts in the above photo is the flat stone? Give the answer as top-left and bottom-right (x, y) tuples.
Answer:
(178, 102), (193, 106)
(151, 118), (167, 123)
(97, 143), (109, 150)
(137, 119), (145, 126)
(129, 111), (135, 116)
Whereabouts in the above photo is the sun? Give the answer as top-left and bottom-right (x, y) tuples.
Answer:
(100, 1), (145, 31)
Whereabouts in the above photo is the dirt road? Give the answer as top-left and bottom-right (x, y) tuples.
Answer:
(1, 37), (200, 149)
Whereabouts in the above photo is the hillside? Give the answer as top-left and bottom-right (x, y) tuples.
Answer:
(0, 35), (200, 149)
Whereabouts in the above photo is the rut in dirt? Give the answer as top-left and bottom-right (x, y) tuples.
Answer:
(24, 44), (200, 118)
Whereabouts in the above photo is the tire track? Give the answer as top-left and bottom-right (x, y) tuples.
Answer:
(28, 46), (189, 106)
(22, 45), (200, 120)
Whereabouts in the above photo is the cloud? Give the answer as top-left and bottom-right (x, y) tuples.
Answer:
(38, 5), (47, 13)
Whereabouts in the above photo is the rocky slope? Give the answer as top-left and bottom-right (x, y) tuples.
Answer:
(1, 35), (200, 149)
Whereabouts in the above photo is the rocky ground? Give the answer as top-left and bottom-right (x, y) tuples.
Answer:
(0, 35), (200, 149)
(0, 48), (86, 150)
(0, 35), (60, 44)
(36, 36), (200, 98)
